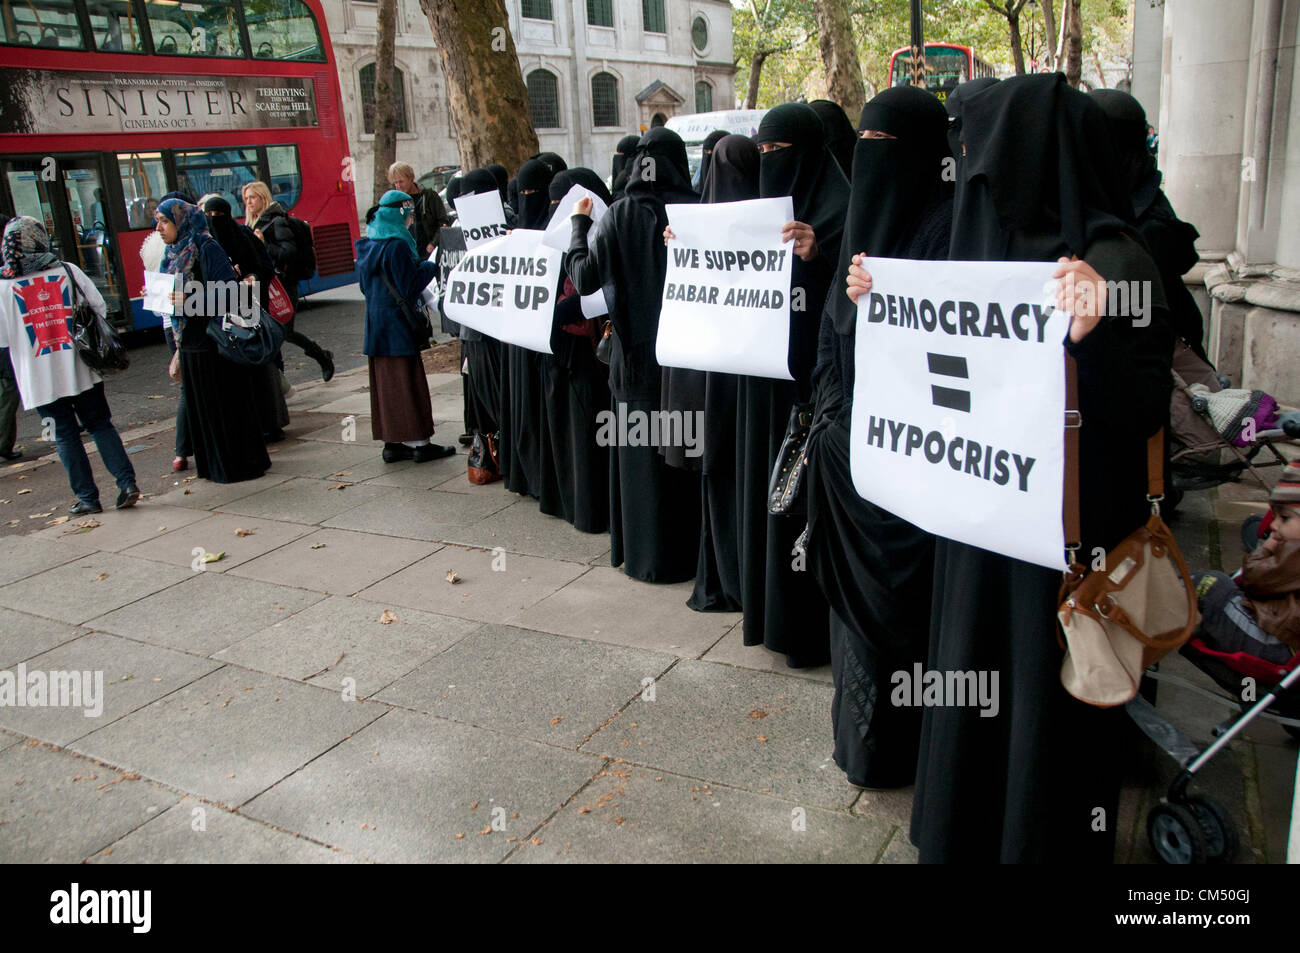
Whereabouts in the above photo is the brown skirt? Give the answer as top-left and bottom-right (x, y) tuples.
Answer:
(369, 355), (433, 442)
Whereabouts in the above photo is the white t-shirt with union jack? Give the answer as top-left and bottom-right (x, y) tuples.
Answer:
(0, 263), (102, 410)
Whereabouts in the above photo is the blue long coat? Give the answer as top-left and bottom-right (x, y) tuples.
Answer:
(356, 237), (436, 357)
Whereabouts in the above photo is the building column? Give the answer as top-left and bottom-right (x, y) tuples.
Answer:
(1130, 0), (1164, 126)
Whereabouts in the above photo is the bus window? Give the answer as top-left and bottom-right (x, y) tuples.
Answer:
(142, 0), (246, 57)
(118, 152), (167, 229)
(86, 0), (143, 52)
(174, 148), (260, 215)
(265, 145), (302, 209)
(245, 0), (324, 61)
(0, 0), (84, 49)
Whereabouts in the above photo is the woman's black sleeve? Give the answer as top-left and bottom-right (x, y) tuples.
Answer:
(565, 214), (610, 296)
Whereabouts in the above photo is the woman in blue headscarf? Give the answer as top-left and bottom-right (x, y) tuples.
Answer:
(156, 198), (269, 484)
(355, 189), (456, 462)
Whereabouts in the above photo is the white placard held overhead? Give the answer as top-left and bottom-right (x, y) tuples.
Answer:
(453, 190), (508, 249)
(849, 257), (1070, 571)
(441, 229), (560, 354)
(655, 196), (795, 381)
(543, 184), (611, 319)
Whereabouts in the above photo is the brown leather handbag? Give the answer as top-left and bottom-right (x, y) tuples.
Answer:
(1056, 358), (1199, 707)
(467, 431), (500, 485)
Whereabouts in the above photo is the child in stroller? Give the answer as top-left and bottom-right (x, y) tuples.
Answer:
(1192, 464), (1300, 664)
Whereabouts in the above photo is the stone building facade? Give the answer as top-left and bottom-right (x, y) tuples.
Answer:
(1133, 0), (1300, 405)
(322, 0), (736, 211)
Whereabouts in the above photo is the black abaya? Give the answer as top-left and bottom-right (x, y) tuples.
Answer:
(911, 75), (1174, 863)
(567, 128), (701, 583)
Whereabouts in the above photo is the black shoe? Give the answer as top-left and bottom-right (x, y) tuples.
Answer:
(115, 484), (141, 510)
(69, 499), (103, 515)
(457, 432), (474, 447)
(382, 442), (414, 463)
(0, 448), (21, 461)
(320, 350), (335, 383)
(412, 443), (457, 463)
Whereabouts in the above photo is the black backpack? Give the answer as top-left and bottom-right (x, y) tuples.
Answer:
(274, 214), (316, 282)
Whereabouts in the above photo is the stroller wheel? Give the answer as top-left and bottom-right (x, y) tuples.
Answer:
(1185, 795), (1238, 863)
(1147, 802), (1208, 864)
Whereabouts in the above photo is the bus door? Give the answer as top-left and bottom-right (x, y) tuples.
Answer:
(0, 154), (126, 324)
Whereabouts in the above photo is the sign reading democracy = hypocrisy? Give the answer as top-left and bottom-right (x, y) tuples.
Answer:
(656, 196), (795, 380)
(441, 229), (560, 354)
(848, 257), (1070, 570)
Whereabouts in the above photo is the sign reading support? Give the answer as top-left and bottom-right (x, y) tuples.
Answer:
(453, 191), (508, 249)
(849, 258), (1070, 570)
(441, 230), (559, 354)
(656, 197), (795, 380)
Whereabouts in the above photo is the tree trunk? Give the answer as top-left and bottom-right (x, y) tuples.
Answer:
(813, 0), (865, 115)
(745, 48), (770, 109)
(1092, 51), (1107, 88)
(371, 0), (398, 204)
(417, 0), (539, 174)
(1040, 0), (1057, 72)
(1063, 0), (1083, 88)
(1008, 12), (1025, 76)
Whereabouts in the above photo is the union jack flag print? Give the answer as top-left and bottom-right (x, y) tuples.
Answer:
(13, 274), (73, 357)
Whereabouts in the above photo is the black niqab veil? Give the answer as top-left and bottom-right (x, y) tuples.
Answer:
(701, 135), (760, 204)
(515, 158), (556, 229)
(913, 73), (1174, 864)
(611, 135), (640, 181)
(485, 163), (509, 201)
(533, 152), (567, 175)
(695, 130), (728, 193)
(547, 168), (613, 220)
(809, 100), (857, 179)
(458, 168), (500, 199)
(829, 85), (952, 334)
(756, 103), (850, 261)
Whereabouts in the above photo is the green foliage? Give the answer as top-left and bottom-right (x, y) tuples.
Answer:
(731, 0), (1133, 106)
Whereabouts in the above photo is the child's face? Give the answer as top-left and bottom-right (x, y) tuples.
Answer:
(1270, 505), (1300, 542)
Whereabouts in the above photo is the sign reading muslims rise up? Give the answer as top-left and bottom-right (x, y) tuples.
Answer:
(0, 69), (318, 135)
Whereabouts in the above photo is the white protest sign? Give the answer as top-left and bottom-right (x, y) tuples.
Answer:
(543, 184), (610, 320)
(143, 270), (177, 318)
(442, 229), (560, 354)
(848, 257), (1070, 570)
(453, 190), (508, 249)
(655, 196), (795, 380)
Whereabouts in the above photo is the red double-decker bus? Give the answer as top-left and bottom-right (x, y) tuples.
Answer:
(0, 0), (357, 331)
(889, 43), (997, 102)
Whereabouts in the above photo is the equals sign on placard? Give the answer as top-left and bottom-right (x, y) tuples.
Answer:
(927, 353), (970, 412)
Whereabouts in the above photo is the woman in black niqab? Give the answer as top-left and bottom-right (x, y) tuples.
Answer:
(733, 103), (848, 666)
(565, 127), (701, 583)
(485, 164), (509, 202)
(1090, 88), (1206, 358)
(500, 157), (559, 505)
(610, 135), (642, 201)
(809, 100), (857, 180)
(910, 73), (1173, 863)
(694, 130), (728, 194)
(540, 168), (614, 533)
(804, 85), (952, 789)
(685, 134), (760, 614)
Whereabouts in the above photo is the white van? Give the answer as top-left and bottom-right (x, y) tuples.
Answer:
(664, 109), (769, 186)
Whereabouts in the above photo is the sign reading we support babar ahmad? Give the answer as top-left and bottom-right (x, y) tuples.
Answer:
(849, 258), (1071, 570)
(656, 196), (795, 381)
(441, 229), (560, 354)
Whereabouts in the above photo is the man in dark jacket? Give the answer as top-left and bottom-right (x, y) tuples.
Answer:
(388, 162), (450, 257)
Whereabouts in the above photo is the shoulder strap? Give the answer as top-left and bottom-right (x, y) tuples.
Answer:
(60, 263), (82, 306)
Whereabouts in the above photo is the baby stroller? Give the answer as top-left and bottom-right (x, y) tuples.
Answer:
(1169, 339), (1298, 497)
(1127, 505), (1300, 863)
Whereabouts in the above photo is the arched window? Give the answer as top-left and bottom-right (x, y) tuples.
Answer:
(591, 72), (619, 127)
(641, 0), (665, 34)
(521, 0), (551, 19)
(360, 62), (409, 135)
(527, 69), (560, 129)
(695, 81), (712, 113)
(651, 112), (666, 127)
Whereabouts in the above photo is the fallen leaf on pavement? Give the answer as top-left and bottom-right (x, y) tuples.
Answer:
(749, 709), (768, 719)
(27, 512), (52, 518)
(550, 716), (562, 726)
(756, 734), (768, 743)
(94, 573), (108, 581)
(17, 488), (31, 495)
(379, 609), (397, 624)
(310, 542), (326, 549)
(202, 551), (225, 563)
(45, 516), (69, 526)
(445, 569), (460, 584)
(234, 528), (255, 537)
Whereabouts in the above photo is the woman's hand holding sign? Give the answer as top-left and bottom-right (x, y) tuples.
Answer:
(573, 197), (593, 219)
(1053, 256), (1107, 343)
(782, 221), (818, 261)
(846, 254), (873, 304)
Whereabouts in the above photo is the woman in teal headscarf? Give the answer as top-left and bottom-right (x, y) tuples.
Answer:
(355, 189), (456, 463)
